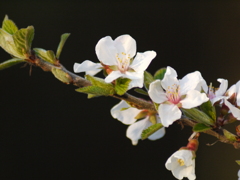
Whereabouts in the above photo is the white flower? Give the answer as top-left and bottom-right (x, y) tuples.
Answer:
(74, 34), (156, 89)
(200, 78), (228, 105)
(165, 149), (196, 180)
(110, 100), (165, 145)
(148, 66), (209, 127)
(238, 169), (240, 180)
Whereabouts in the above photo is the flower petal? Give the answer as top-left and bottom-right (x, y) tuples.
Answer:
(126, 118), (149, 145)
(130, 51), (156, 72)
(215, 78), (228, 97)
(159, 103), (181, 127)
(181, 90), (209, 109)
(95, 36), (118, 65)
(148, 80), (168, 104)
(111, 100), (141, 125)
(161, 66), (179, 90)
(128, 77), (144, 89)
(105, 70), (123, 83)
(179, 71), (202, 95)
(73, 60), (102, 75)
(114, 34), (136, 57)
(224, 99), (240, 120)
(148, 127), (165, 141)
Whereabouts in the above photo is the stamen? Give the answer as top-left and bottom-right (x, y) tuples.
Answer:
(177, 159), (185, 166)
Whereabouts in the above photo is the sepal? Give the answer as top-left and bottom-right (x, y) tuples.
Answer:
(192, 123), (212, 132)
(143, 71), (154, 90)
(114, 77), (131, 95)
(141, 123), (163, 140)
(153, 67), (166, 80)
(200, 100), (216, 122)
(182, 108), (215, 125)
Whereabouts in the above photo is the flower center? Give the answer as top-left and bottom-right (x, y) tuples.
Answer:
(177, 159), (185, 166)
(166, 84), (181, 104)
(116, 52), (131, 73)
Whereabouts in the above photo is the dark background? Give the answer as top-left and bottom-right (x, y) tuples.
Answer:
(0, 1), (240, 179)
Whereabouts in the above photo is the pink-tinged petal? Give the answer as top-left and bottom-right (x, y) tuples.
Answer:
(128, 77), (144, 89)
(111, 100), (141, 125)
(215, 78), (228, 97)
(179, 71), (202, 95)
(161, 66), (179, 90)
(105, 71), (123, 83)
(126, 117), (149, 145)
(148, 80), (168, 103)
(130, 51), (156, 72)
(181, 90), (209, 109)
(159, 103), (181, 127)
(73, 61), (102, 75)
(114, 34), (136, 57)
(95, 36), (118, 66)
(224, 99), (240, 120)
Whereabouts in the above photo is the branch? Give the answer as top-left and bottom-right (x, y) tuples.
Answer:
(27, 55), (240, 149)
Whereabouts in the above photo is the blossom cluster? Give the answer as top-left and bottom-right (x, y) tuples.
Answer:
(73, 34), (240, 180)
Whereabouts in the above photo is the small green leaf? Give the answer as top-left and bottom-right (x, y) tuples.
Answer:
(200, 100), (216, 122)
(13, 26), (34, 57)
(34, 48), (57, 64)
(193, 123), (212, 132)
(52, 68), (71, 84)
(134, 88), (148, 95)
(154, 68), (166, 80)
(144, 71), (154, 90)
(56, 33), (70, 59)
(0, 58), (25, 70)
(223, 129), (237, 142)
(0, 29), (25, 59)
(182, 108), (215, 125)
(2, 15), (18, 35)
(76, 75), (115, 97)
(76, 85), (114, 96)
(141, 123), (163, 140)
(114, 78), (131, 95)
(86, 74), (114, 90)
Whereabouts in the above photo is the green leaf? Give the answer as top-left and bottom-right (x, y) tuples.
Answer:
(154, 68), (166, 80)
(181, 108), (215, 125)
(193, 123), (212, 132)
(114, 78), (131, 95)
(13, 26), (34, 57)
(0, 29), (25, 59)
(134, 88), (148, 95)
(144, 71), (154, 90)
(86, 74), (114, 90)
(76, 85), (114, 96)
(56, 33), (70, 59)
(200, 100), (216, 122)
(34, 48), (57, 64)
(76, 75), (115, 97)
(0, 58), (25, 70)
(223, 129), (237, 142)
(2, 15), (18, 35)
(141, 123), (163, 140)
(52, 68), (71, 84)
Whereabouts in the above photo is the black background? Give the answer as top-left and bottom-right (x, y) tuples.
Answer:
(0, 1), (240, 179)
